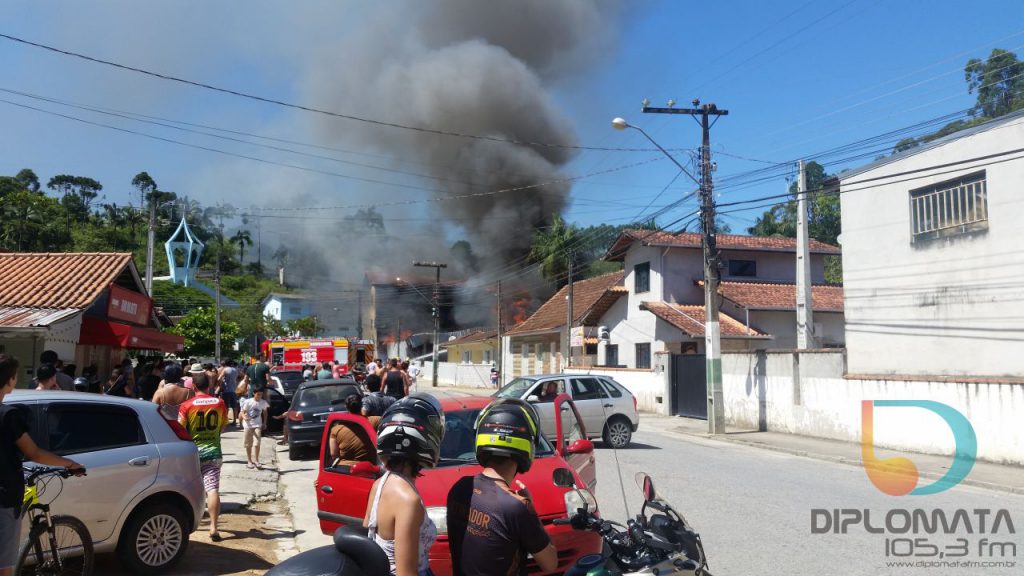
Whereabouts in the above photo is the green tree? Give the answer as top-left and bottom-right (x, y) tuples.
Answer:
(286, 315), (322, 337)
(231, 229), (253, 266)
(965, 48), (1024, 118)
(131, 172), (157, 206)
(529, 215), (587, 288)
(169, 307), (240, 357)
(259, 314), (288, 340)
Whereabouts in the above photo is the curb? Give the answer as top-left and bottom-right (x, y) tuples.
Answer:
(669, 426), (1024, 496)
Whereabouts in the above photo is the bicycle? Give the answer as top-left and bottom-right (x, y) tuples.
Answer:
(16, 466), (93, 576)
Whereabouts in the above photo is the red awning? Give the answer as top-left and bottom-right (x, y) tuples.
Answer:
(79, 316), (185, 353)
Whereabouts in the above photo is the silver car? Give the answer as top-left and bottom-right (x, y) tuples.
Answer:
(10, 390), (205, 574)
(494, 373), (640, 448)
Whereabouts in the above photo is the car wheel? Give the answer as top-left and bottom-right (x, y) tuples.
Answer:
(289, 443), (302, 461)
(117, 502), (188, 574)
(603, 417), (632, 449)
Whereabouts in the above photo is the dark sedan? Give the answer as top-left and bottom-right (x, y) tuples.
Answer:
(273, 369), (306, 399)
(287, 378), (360, 460)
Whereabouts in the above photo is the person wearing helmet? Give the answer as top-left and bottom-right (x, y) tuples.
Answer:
(72, 377), (90, 393)
(364, 394), (444, 576)
(446, 399), (557, 575)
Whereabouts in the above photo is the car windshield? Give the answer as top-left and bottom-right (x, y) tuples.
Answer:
(494, 377), (537, 399)
(438, 408), (554, 466)
(296, 385), (357, 408)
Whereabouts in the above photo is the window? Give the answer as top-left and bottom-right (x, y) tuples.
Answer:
(635, 343), (651, 369)
(570, 378), (607, 401)
(462, 351), (472, 364)
(46, 404), (144, 455)
(483, 350), (493, 364)
(562, 404), (586, 444)
(634, 262), (650, 293)
(531, 379), (564, 403)
(910, 171), (988, 241)
(606, 344), (619, 367)
(728, 259), (757, 277)
(598, 378), (623, 398)
(288, 306), (303, 315)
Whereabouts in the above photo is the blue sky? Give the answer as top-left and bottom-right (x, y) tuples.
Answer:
(1, 0), (1021, 246)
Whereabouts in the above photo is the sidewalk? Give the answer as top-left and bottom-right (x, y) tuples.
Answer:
(644, 411), (1024, 495)
(218, 425), (281, 512)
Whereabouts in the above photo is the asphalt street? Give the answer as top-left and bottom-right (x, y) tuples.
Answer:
(591, 429), (1024, 575)
(275, 398), (1024, 575)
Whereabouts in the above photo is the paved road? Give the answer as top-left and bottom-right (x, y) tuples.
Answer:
(276, 399), (1024, 575)
(592, 429), (1023, 575)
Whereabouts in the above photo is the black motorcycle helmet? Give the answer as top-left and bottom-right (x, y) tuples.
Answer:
(376, 393), (445, 471)
(163, 363), (183, 383)
(72, 377), (89, 392)
(474, 398), (541, 473)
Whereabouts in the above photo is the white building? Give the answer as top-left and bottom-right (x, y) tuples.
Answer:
(599, 229), (845, 368)
(839, 110), (1024, 378)
(261, 293), (360, 337)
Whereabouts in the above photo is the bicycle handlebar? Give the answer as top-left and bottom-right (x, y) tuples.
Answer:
(24, 466), (87, 482)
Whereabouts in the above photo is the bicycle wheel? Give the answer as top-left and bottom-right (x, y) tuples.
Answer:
(16, 514), (94, 576)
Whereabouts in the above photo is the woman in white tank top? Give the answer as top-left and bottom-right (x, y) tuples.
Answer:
(365, 394), (445, 576)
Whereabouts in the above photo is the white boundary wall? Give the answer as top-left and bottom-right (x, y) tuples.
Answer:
(420, 361), (494, 388)
(722, 350), (1024, 465)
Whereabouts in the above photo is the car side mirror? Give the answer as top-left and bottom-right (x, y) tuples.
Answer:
(526, 395), (539, 403)
(566, 439), (594, 455)
(350, 461), (380, 478)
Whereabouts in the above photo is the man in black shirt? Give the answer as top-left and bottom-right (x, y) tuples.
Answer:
(447, 399), (556, 576)
(0, 354), (82, 576)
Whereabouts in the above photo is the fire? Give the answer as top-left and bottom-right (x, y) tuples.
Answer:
(511, 296), (530, 326)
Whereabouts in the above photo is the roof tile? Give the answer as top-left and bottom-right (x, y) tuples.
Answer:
(640, 301), (770, 338)
(442, 329), (498, 347)
(507, 271), (625, 336)
(716, 281), (844, 312)
(607, 229), (841, 260)
(0, 253), (134, 309)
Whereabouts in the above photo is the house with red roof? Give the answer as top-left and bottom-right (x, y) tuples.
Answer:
(599, 228), (844, 368)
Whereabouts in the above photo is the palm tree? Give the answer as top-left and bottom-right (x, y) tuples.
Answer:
(528, 215), (585, 288)
(231, 229), (253, 265)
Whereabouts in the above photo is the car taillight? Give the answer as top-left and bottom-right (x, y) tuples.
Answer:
(159, 407), (193, 441)
(288, 410), (304, 422)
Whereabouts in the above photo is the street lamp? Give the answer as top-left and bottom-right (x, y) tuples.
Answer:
(612, 116), (724, 434)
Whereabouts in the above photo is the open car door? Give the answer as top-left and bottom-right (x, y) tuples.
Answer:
(315, 413), (380, 535)
(553, 393), (597, 490)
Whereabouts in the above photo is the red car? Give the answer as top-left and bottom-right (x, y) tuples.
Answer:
(315, 394), (602, 575)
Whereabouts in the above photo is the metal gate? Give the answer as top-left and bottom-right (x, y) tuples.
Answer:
(671, 354), (707, 419)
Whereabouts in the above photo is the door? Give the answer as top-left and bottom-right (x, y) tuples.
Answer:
(567, 377), (612, 437)
(316, 414), (378, 535)
(554, 395), (596, 490)
(42, 402), (160, 543)
(671, 354), (707, 419)
(525, 378), (565, 441)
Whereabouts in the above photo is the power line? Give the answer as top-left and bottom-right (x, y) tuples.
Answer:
(0, 31), (687, 154)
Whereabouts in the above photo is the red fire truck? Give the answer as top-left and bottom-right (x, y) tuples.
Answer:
(261, 338), (375, 371)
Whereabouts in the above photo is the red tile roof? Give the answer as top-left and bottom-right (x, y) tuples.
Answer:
(640, 301), (770, 338)
(507, 271), (625, 336)
(715, 281), (845, 312)
(0, 253), (135, 309)
(606, 229), (841, 261)
(442, 329), (498, 347)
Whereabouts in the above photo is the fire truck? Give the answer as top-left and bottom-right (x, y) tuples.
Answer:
(261, 337), (374, 371)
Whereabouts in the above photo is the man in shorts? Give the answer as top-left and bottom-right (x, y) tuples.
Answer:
(217, 359), (240, 426)
(178, 372), (228, 541)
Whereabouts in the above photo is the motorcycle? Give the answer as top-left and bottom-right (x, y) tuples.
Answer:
(264, 526), (388, 576)
(558, 472), (713, 576)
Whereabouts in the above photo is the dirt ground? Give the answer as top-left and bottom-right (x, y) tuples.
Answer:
(95, 499), (297, 575)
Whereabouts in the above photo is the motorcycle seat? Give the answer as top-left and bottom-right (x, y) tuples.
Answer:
(264, 527), (389, 576)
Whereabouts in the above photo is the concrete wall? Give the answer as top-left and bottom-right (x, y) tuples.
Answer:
(421, 361), (494, 388)
(721, 350), (1024, 465)
(565, 364), (671, 415)
(840, 116), (1024, 377)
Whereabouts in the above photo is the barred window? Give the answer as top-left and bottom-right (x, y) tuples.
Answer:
(909, 171), (987, 241)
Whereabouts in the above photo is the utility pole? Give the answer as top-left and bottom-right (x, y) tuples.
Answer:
(643, 99), (729, 434)
(145, 191), (157, 296)
(796, 160), (815, 349)
(414, 261), (447, 387)
(496, 280), (503, 374)
(565, 254), (574, 370)
(215, 226), (223, 361)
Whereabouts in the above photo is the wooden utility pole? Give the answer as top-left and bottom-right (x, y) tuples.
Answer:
(414, 261), (447, 387)
(496, 280), (503, 374)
